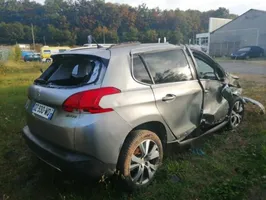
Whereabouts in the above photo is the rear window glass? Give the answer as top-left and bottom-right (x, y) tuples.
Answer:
(44, 50), (51, 53)
(36, 55), (102, 87)
(133, 56), (152, 84)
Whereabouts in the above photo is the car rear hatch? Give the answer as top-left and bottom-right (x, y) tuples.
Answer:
(26, 51), (110, 151)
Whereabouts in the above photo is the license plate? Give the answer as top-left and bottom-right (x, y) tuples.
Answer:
(32, 103), (55, 120)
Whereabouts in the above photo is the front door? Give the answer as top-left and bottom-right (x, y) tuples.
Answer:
(141, 48), (203, 139)
(192, 50), (229, 124)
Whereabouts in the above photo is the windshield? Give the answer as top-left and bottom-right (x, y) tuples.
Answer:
(238, 47), (251, 52)
(35, 55), (103, 87)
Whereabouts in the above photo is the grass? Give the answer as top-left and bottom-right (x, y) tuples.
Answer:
(0, 61), (266, 200)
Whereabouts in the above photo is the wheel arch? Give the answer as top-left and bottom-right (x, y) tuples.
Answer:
(134, 121), (167, 146)
(120, 121), (168, 154)
(116, 121), (168, 172)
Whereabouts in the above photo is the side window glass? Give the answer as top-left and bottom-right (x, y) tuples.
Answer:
(143, 50), (193, 84)
(194, 57), (216, 80)
(133, 56), (152, 84)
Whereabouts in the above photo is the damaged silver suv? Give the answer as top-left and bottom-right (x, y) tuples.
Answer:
(22, 43), (265, 190)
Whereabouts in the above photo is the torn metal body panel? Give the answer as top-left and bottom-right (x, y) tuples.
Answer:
(242, 97), (265, 114)
(221, 74), (265, 115)
(201, 79), (229, 124)
(187, 47), (265, 141)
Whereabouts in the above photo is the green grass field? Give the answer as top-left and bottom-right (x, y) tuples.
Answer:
(0, 62), (266, 200)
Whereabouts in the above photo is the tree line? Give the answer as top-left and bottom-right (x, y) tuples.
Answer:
(0, 0), (237, 46)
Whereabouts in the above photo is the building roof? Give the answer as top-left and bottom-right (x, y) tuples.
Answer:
(211, 9), (266, 34)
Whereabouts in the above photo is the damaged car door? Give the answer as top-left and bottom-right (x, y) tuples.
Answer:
(143, 48), (203, 139)
(192, 50), (229, 125)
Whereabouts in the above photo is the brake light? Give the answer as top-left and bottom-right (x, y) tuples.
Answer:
(63, 87), (120, 113)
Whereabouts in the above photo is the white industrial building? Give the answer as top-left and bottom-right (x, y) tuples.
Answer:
(196, 18), (232, 54)
(209, 9), (266, 56)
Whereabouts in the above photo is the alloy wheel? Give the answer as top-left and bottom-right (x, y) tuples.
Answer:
(130, 139), (160, 185)
(230, 101), (244, 128)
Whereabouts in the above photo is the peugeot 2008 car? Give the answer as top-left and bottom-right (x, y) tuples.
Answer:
(23, 43), (260, 190)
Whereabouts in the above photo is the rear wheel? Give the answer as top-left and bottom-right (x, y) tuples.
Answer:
(227, 98), (245, 130)
(117, 130), (163, 191)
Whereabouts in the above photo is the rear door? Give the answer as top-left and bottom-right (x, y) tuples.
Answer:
(142, 48), (203, 139)
(192, 50), (229, 124)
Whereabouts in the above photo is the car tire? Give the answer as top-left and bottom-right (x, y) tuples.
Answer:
(227, 97), (245, 130)
(117, 130), (163, 191)
(245, 55), (250, 60)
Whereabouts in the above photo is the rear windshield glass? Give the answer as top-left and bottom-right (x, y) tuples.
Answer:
(36, 55), (103, 87)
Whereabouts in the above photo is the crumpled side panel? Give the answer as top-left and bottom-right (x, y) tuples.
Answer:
(242, 97), (265, 115)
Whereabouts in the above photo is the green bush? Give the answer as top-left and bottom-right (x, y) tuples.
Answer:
(9, 45), (22, 62)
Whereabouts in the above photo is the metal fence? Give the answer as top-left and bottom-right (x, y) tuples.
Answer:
(209, 28), (266, 57)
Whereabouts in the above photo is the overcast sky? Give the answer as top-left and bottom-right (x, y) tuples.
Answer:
(106, 0), (266, 15)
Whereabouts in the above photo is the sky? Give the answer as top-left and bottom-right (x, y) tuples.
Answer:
(106, 0), (266, 15)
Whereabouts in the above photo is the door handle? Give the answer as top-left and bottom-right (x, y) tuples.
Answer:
(162, 94), (176, 102)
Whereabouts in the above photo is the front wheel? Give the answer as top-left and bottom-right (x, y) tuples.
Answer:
(117, 130), (163, 191)
(227, 98), (245, 130)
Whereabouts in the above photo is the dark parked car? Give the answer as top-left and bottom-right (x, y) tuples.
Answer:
(24, 53), (41, 62)
(231, 46), (264, 59)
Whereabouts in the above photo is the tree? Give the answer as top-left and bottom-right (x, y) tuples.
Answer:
(0, 0), (237, 45)
(122, 27), (139, 42)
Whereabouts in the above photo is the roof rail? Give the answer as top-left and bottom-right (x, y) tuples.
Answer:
(107, 42), (141, 49)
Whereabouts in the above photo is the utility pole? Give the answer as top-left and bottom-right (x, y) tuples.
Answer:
(31, 23), (36, 51)
(43, 36), (46, 46)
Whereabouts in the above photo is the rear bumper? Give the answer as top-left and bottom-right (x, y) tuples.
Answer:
(22, 126), (116, 178)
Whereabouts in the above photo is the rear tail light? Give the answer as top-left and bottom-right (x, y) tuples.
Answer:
(62, 87), (120, 114)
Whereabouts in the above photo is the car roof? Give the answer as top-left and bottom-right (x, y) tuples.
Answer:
(61, 43), (182, 59)
(111, 43), (181, 54)
(239, 46), (262, 49)
(57, 48), (111, 59)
